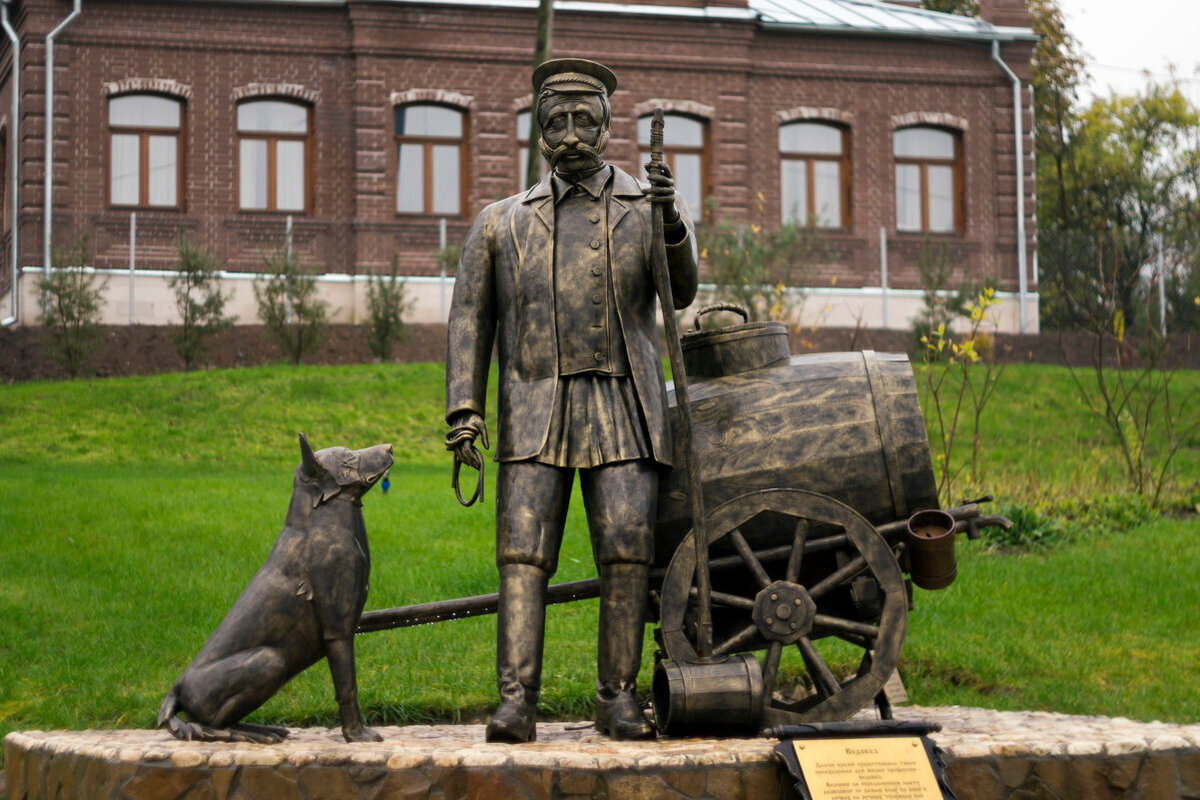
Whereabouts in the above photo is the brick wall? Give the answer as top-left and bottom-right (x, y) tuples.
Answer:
(0, 0), (1036, 317)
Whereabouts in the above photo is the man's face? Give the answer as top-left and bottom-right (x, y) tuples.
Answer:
(539, 93), (608, 175)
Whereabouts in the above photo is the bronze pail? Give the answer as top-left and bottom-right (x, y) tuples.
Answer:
(904, 508), (958, 590)
(652, 653), (765, 736)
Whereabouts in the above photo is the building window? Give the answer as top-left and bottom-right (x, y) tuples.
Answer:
(516, 109), (548, 190)
(894, 126), (962, 234)
(395, 104), (466, 216)
(638, 113), (708, 221)
(779, 122), (849, 229)
(237, 99), (311, 213)
(109, 94), (184, 209)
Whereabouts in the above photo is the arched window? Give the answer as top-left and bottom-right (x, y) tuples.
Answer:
(395, 104), (466, 216)
(778, 121), (849, 229)
(109, 94), (184, 209)
(237, 99), (311, 213)
(637, 113), (708, 222)
(515, 109), (547, 191)
(893, 126), (962, 234)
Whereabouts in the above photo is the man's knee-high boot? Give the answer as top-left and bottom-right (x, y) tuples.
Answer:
(486, 563), (548, 743)
(595, 562), (654, 739)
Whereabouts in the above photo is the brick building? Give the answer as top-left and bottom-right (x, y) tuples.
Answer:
(0, 0), (1038, 332)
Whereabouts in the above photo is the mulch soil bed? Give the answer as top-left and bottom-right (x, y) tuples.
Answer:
(2, 324), (1197, 383)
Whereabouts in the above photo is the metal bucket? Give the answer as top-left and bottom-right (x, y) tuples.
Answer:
(904, 508), (958, 590)
(652, 653), (765, 736)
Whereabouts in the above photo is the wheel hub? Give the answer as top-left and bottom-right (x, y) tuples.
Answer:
(753, 580), (815, 643)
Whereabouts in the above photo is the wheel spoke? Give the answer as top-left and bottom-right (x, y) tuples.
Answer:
(808, 554), (868, 599)
(784, 518), (809, 583)
(729, 527), (772, 589)
(797, 636), (841, 697)
(713, 623), (759, 657)
(761, 641), (784, 702)
(689, 586), (755, 611)
(812, 614), (880, 642)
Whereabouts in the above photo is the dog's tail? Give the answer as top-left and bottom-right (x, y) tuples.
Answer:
(156, 682), (181, 730)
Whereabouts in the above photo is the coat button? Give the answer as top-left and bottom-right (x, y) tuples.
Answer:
(592, 294), (602, 304)
(591, 266), (602, 276)
(589, 213), (600, 224)
(594, 352), (604, 362)
(590, 239), (601, 249)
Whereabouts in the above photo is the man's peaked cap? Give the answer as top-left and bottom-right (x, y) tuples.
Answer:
(532, 58), (617, 97)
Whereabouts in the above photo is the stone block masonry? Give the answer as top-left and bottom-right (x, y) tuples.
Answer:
(6, 706), (1200, 799)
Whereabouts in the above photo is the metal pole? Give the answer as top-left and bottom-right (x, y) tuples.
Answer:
(43, 0), (83, 292)
(879, 226), (889, 329)
(439, 217), (447, 321)
(128, 212), (135, 324)
(2, 2), (20, 326)
(1158, 234), (1166, 337)
(284, 214), (293, 324)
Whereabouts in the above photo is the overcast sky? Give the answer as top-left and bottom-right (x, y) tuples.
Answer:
(1053, 0), (1200, 106)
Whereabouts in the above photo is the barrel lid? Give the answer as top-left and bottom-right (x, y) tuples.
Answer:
(682, 320), (788, 352)
(682, 319), (790, 378)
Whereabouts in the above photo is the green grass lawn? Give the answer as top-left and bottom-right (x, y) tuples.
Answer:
(0, 361), (1197, 740)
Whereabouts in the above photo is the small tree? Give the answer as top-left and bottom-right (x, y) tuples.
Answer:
(39, 235), (105, 379)
(254, 246), (329, 365)
(911, 240), (977, 356)
(1059, 232), (1198, 506)
(363, 254), (413, 361)
(919, 288), (1006, 504)
(169, 230), (233, 370)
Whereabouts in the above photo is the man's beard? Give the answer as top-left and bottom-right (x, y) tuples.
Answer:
(541, 139), (605, 175)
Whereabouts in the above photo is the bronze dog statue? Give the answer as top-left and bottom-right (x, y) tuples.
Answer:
(158, 434), (393, 743)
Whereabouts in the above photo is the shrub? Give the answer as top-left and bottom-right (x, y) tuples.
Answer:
(169, 230), (233, 370)
(697, 197), (826, 325)
(254, 246), (330, 365)
(363, 254), (413, 362)
(38, 235), (105, 379)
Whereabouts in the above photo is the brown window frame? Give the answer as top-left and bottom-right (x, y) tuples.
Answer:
(394, 103), (469, 218)
(235, 98), (314, 215)
(638, 112), (710, 222)
(107, 93), (186, 212)
(778, 121), (851, 231)
(893, 125), (964, 236)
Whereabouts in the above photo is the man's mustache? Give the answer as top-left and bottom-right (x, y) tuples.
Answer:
(547, 142), (602, 170)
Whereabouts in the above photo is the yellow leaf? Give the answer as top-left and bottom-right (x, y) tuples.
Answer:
(700, 248), (708, 259)
(751, 224), (761, 234)
(830, 275), (838, 286)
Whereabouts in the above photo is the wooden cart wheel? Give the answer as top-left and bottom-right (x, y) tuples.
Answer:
(657, 489), (907, 725)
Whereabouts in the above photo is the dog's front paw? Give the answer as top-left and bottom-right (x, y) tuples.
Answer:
(343, 725), (383, 743)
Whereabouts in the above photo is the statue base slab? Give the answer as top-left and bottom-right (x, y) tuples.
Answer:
(5, 707), (1200, 799)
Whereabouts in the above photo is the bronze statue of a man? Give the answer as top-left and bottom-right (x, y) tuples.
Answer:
(445, 58), (698, 742)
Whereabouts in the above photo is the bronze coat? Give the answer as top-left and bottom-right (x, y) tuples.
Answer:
(446, 166), (698, 465)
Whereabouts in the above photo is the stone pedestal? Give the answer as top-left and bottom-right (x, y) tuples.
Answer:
(5, 707), (1200, 799)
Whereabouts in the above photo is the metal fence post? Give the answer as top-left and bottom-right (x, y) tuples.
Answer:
(285, 214), (293, 324)
(879, 226), (889, 329)
(439, 217), (447, 322)
(129, 212), (136, 325)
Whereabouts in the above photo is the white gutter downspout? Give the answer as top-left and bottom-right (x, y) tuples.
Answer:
(992, 39), (1028, 333)
(1, 0), (19, 326)
(42, 0), (81, 292)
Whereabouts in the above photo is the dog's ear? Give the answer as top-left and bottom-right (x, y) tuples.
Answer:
(299, 433), (326, 481)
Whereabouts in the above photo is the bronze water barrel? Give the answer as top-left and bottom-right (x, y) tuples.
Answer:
(653, 319), (938, 566)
